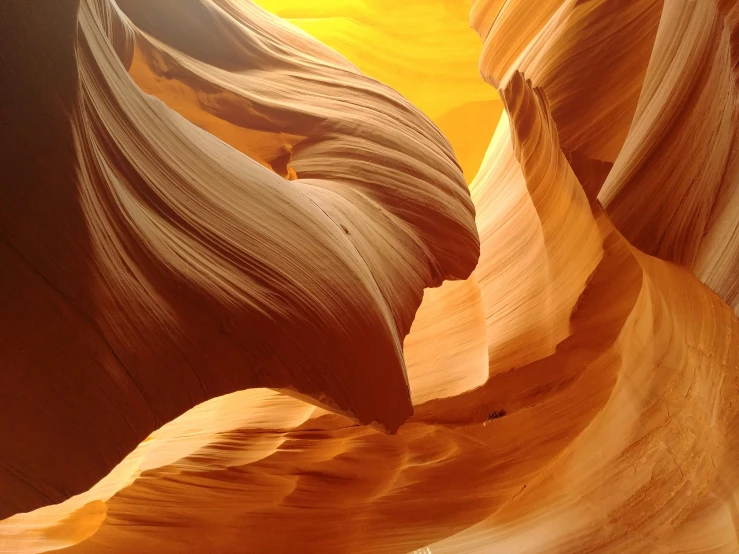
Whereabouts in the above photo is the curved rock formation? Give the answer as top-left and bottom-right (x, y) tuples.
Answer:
(2, 0), (739, 553)
(0, 0), (478, 520)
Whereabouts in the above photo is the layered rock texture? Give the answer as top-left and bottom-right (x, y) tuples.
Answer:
(1, 0), (738, 553)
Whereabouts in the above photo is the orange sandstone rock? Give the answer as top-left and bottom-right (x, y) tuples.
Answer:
(2, 1), (739, 553)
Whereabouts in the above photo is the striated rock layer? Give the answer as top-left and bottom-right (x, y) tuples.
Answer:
(0, 0), (478, 520)
(2, 0), (739, 553)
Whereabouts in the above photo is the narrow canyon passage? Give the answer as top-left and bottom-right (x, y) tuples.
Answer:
(1, 1), (738, 553)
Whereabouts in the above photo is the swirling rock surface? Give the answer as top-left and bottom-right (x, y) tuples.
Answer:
(1, 1), (739, 553)
(0, 0), (478, 521)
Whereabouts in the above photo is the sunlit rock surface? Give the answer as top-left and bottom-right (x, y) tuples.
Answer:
(1, 1), (739, 553)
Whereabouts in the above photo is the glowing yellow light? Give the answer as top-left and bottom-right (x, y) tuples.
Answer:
(253, 0), (502, 182)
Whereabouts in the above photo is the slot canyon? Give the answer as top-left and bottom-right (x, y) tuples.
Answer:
(1, 0), (739, 552)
